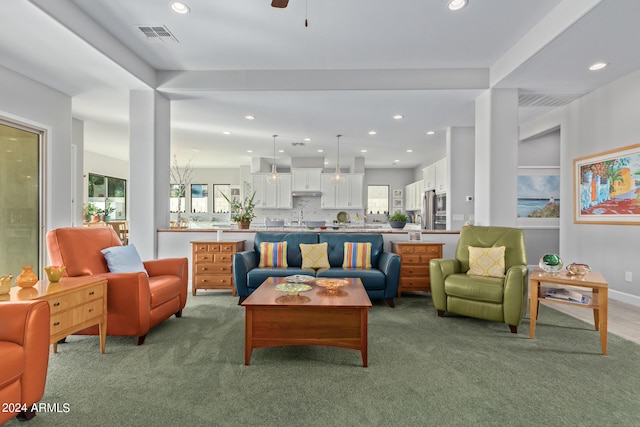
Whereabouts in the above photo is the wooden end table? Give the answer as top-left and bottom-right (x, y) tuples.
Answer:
(529, 267), (608, 355)
(6, 276), (108, 354)
(242, 277), (372, 367)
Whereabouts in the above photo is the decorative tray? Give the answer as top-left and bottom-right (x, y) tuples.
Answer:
(275, 283), (312, 294)
(284, 275), (315, 283)
(315, 278), (349, 290)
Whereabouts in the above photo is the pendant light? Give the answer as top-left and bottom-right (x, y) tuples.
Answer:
(266, 134), (280, 185)
(330, 134), (345, 185)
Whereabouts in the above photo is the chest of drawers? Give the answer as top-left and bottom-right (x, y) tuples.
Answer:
(191, 240), (245, 296)
(391, 242), (444, 296)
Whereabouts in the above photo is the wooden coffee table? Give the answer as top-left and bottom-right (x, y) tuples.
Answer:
(242, 277), (372, 366)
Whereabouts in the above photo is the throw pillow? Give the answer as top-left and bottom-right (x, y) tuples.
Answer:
(300, 242), (330, 270)
(342, 242), (372, 269)
(259, 241), (288, 268)
(467, 246), (506, 278)
(101, 244), (148, 275)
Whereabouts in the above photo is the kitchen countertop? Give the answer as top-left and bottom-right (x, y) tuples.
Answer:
(158, 227), (459, 234)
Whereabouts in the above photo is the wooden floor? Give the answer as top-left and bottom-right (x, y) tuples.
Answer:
(546, 299), (640, 345)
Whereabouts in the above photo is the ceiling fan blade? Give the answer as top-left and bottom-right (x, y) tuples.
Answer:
(271, 0), (289, 8)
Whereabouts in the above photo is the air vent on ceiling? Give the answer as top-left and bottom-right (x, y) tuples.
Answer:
(137, 25), (179, 43)
(291, 142), (306, 147)
(519, 93), (583, 107)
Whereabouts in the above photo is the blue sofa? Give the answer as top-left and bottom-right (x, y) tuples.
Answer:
(233, 232), (401, 307)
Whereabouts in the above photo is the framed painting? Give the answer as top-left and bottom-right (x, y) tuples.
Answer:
(574, 143), (640, 225)
(408, 231), (422, 241)
(393, 189), (403, 198)
(517, 167), (560, 228)
(392, 198), (403, 208)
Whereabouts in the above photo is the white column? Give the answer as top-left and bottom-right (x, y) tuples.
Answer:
(474, 88), (519, 226)
(129, 90), (170, 259)
(446, 127), (475, 230)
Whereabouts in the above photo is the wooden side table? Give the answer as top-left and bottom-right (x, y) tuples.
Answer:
(391, 242), (443, 296)
(529, 267), (608, 355)
(191, 240), (245, 296)
(6, 276), (108, 354)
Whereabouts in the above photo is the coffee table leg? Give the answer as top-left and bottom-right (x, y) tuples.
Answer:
(529, 279), (539, 339)
(245, 308), (252, 365)
(600, 289), (608, 355)
(361, 309), (368, 367)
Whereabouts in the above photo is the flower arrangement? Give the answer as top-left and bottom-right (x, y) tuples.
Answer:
(221, 191), (257, 223)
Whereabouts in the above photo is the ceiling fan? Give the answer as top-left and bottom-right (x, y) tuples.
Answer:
(271, 0), (289, 8)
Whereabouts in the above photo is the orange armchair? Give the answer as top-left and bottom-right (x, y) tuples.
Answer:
(46, 227), (188, 345)
(0, 300), (50, 423)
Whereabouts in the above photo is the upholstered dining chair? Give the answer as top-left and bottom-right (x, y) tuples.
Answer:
(429, 225), (528, 333)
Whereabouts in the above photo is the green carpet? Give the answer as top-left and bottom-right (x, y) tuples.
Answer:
(7, 294), (640, 426)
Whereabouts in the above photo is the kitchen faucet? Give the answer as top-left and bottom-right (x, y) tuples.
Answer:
(298, 209), (303, 225)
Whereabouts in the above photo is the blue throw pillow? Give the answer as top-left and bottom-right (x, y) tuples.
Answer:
(101, 244), (148, 276)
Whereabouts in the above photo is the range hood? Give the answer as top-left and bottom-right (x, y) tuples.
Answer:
(291, 191), (322, 197)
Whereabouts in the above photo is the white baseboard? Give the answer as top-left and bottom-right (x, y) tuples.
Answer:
(609, 290), (640, 307)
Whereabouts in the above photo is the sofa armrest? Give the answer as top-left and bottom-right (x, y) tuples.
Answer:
(143, 258), (188, 309)
(103, 272), (152, 335)
(429, 258), (461, 311)
(233, 251), (258, 297)
(378, 252), (400, 299)
(503, 264), (529, 326)
(0, 301), (50, 407)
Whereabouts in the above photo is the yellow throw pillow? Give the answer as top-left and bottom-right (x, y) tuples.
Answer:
(467, 246), (506, 278)
(259, 242), (288, 268)
(300, 242), (330, 270)
(343, 242), (372, 269)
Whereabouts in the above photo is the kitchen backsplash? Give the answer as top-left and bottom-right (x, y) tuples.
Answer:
(256, 196), (365, 225)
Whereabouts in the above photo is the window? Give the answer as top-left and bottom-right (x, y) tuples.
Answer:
(170, 184), (186, 213)
(190, 184), (208, 213)
(88, 173), (126, 220)
(367, 185), (389, 214)
(213, 184), (231, 213)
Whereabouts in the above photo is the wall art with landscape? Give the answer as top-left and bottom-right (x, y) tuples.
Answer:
(574, 143), (640, 225)
(517, 167), (560, 228)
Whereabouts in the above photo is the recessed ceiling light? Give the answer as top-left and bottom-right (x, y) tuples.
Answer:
(222, 131), (232, 135)
(170, 2), (190, 14)
(324, 161), (329, 165)
(304, 137), (311, 142)
(317, 149), (323, 153)
(393, 115), (404, 120)
(361, 150), (367, 153)
(426, 131), (435, 135)
(394, 159), (400, 162)
(368, 131), (377, 135)
(447, 0), (468, 11)
(406, 149), (413, 153)
(246, 150), (253, 153)
(278, 149), (284, 153)
(245, 115), (255, 120)
(191, 148), (200, 152)
(589, 62), (608, 71)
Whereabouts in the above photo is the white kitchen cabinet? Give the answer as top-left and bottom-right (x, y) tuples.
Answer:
(423, 165), (436, 191)
(435, 159), (447, 194)
(405, 180), (425, 211)
(252, 174), (292, 209)
(321, 173), (363, 209)
(292, 169), (322, 192)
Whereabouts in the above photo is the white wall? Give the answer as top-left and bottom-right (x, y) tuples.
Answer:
(0, 65), (73, 231)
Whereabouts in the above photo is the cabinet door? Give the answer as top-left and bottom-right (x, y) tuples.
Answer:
(320, 174), (336, 208)
(335, 174), (363, 208)
(435, 159), (447, 194)
(423, 166), (436, 191)
(277, 174), (292, 209)
(292, 169), (321, 191)
(252, 175), (277, 208)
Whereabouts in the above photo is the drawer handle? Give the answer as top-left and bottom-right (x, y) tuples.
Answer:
(202, 267), (208, 270)
(53, 321), (60, 326)
(88, 308), (94, 313)
(89, 291), (95, 296)
(53, 302), (61, 307)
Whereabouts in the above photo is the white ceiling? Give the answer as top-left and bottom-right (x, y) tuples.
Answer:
(3, 0), (640, 169)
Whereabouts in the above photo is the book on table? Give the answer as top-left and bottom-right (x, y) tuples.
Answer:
(542, 286), (591, 304)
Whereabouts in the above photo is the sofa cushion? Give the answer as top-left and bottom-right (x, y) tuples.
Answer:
(247, 268), (315, 289)
(342, 242), (372, 269)
(444, 273), (504, 304)
(148, 276), (182, 309)
(254, 233), (319, 268)
(319, 233), (383, 268)
(316, 268), (386, 290)
(0, 342), (23, 389)
(300, 242), (330, 269)
(467, 246), (505, 278)
(101, 244), (148, 276)
(259, 242), (288, 268)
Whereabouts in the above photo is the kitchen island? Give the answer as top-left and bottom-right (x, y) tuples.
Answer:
(158, 227), (460, 293)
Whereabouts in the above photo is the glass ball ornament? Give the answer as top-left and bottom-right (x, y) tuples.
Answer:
(539, 253), (563, 273)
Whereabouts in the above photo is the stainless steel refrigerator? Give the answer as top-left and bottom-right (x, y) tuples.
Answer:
(421, 190), (436, 230)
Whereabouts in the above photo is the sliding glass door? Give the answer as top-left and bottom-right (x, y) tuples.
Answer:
(0, 120), (41, 278)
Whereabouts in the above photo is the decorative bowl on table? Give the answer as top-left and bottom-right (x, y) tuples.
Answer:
(44, 265), (65, 282)
(539, 253), (563, 274)
(315, 278), (349, 291)
(275, 283), (312, 296)
(284, 275), (315, 284)
(566, 263), (591, 276)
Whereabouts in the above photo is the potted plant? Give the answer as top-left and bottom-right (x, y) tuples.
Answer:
(103, 204), (115, 222)
(83, 203), (98, 222)
(388, 211), (408, 229)
(221, 191), (256, 229)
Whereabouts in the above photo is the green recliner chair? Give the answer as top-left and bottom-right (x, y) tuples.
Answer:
(429, 225), (528, 333)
